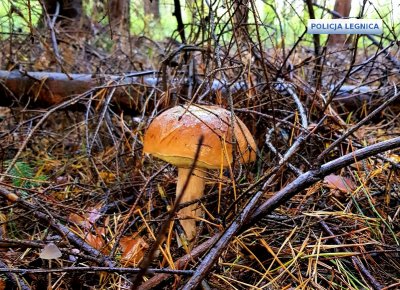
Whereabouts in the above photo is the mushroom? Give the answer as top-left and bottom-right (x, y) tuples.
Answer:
(143, 105), (257, 240)
(40, 242), (62, 290)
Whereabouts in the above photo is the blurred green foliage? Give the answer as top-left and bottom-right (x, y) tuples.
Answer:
(0, 0), (398, 47)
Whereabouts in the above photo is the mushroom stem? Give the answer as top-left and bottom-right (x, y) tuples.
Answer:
(176, 167), (206, 240)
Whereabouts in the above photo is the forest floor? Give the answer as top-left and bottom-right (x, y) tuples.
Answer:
(0, 24), (399, 290)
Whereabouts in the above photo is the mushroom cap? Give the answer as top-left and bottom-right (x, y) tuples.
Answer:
(143, 105), (257, 169)
(39, 242), (62, 260)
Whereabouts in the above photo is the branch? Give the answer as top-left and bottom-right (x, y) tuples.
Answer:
(173, 0), (186, 44)
(0, 70), (246, 112)
(0, 186), (115, 267)
(319, 220), (383, 290)
(183, 136), (400, 289)
(137, 234), (220, 290)
(251, 136), (400, 222)
(0, 70), (157, 112)
(0, 70), (397, 113)
(0, 259), (30, 290)
(0, 267), (193, 275)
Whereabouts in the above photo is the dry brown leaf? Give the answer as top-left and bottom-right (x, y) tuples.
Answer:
(324, 174), (356, 193)
(0, 278), (6, 290)
(85, 232), (106, 252)
(68, 206), (102, 229)
(120, 236), (149, 266)
(69, 213), (87, 227)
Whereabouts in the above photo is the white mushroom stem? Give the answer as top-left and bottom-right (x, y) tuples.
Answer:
(176, 167), (206, 240)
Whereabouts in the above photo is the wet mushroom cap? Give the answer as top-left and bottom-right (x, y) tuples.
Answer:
(39, 242), (62, 260)
(143, 105), (257, 169)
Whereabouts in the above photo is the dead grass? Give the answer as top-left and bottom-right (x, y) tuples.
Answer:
(0, 5), (399, 289)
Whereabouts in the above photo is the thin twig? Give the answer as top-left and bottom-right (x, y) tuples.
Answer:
(317, 88), (399, 163)
(137, 234), (220, 290)
(0, 186), (115, 267)
(319, 220), (383, 290)
(251, 136), (400, 222)
(0, 267), (194, 275)
(0, 259), (30, 290)
(131, 136), (204, 289)
(183, 136), (400, 289)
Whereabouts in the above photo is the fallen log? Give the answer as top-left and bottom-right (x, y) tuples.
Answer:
(0, 70), (163, 113)
(0, 70), (397, 113)
(0, 70), (247, 113)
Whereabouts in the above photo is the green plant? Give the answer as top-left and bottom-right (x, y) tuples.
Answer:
(7, 161), (47, 189)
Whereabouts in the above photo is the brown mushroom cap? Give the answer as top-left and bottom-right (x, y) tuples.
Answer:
(143, 105), (257, 169)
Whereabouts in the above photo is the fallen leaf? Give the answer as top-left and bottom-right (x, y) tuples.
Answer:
(120, 236), (149, 266)
(69, 212), (87, 226)
(0, 278), (5, 290)
(68, 206), (102, 229)
(324, 174), (355, 193)
(85, 232), (105, 252)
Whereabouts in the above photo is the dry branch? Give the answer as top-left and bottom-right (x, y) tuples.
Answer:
(0, 70), (398, 113)
(0, 186), (115, 267)
(0, 70), (158, 112)
(319, 220), (383, 290)
(137, 234), (220, 290)
(0, 70), (243, 112)
(182, 136), (400, 289)
(0, 267), (194, 275)
(0, 259), (30, 290)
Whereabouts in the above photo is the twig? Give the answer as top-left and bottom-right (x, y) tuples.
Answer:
(0, 186), (115, 267)
(183, 136), (400, 289)
(0, 238), (109, 265)
(87, 85), (117, 154)
(131, 136), (204, 289)
(251, 136), (400, 222)
(319, 220), (383, 290)
(173, 0), (186, 44)
(0, 267), (193, 275)
(305, 0), (322, 88)
(47, 1), (61, 72)
(281, 79), (308, 129)
(137, 234), (220, 290)
(265, 119), (303, 176)
(317, 88), (399, 163)
(0, 259), (30, 290)
(108, 164), (169, 258)
(0, 84), (94, 183)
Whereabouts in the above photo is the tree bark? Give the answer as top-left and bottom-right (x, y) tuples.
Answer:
(0, 70), (397, 113)
(144, 0), (160, 21)
(328, 0), (352, 46)
(0, 70), (154, 113)
(108, 0), (129, 32)
(0, 71), (245, 113)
